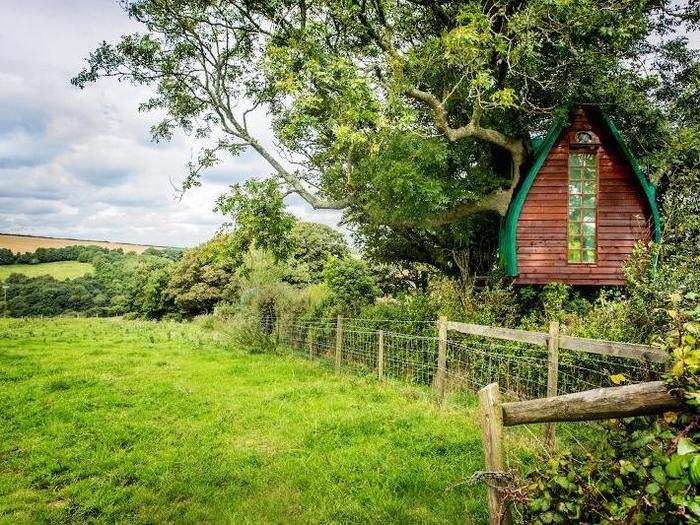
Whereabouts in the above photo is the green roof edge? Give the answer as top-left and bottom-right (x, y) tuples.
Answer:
(499, 107), (662, 278)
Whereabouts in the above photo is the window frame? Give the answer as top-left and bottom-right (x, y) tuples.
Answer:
(567, 149), (599, 265)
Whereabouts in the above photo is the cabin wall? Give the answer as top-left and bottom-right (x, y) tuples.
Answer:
(516, 108), (652, 285)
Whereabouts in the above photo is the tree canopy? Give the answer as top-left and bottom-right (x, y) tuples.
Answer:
(73, 0), (699, 276)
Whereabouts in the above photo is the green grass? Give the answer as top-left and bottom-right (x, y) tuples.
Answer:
(0, 261), (93, 281)
(0, 318), (490, 524)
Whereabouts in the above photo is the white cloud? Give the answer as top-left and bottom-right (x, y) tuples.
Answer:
(0, 0), (330, 248)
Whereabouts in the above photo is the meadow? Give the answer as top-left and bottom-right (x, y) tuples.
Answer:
(0, 261), (93, 281)
(0, 318), (489, 524)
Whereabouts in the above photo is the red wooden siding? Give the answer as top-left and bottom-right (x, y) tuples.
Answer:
(515, 107), (652, 285)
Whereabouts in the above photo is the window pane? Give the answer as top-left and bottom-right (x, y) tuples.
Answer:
(583, 180), (596, 194)
(569, 195), (582, 207)
(568, 152), (597, 263)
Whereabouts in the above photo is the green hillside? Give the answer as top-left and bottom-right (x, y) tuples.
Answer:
(0, 261), (93, 281)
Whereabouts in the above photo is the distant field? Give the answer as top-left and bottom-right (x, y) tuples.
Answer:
(0, 261), (93, 281)
(0, 318), (490, 523)
(0, 233), (171, 254)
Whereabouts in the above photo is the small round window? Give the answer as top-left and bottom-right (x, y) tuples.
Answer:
(576, 131), (594, 144)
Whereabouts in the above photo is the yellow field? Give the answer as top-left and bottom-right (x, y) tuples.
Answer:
(0, 261), (93, 281)
(0, 233), (167, 254)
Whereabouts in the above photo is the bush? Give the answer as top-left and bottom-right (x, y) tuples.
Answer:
(323, 257), (380, 314)
(0, 248), (14, 265)
(520, 300), (700, 523)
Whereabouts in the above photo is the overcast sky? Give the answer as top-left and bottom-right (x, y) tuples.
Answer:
(0, 2), (696, 248)
(0, 0), (341, 248)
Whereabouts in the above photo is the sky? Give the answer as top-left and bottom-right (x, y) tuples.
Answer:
(0, 0), (341, 248)
(0, 2), (696, 248)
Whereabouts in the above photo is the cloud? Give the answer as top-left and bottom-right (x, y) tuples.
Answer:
(0, 0), (342, 248)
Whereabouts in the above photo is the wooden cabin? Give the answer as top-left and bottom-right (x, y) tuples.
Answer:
(500, 105), (661, 285)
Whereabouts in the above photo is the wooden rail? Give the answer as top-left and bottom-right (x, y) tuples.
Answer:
(445, 320), (667, 362)
(446, 321), (548, 346)
(501, 380), (682, 426)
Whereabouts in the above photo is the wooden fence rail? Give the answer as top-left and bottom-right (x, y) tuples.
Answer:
(478, 380), (683, 525)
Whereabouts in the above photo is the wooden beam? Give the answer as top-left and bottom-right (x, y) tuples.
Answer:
(558, 335), (667, 363)
(446, 321), (548, 346)
(478, 384), (511, 525)
(377, 330), (384, 381)
(435, 317), (448, 403)
(544, 320), (560, 447)
(502, 381), (681, 426)
(335, 315), (343, 373)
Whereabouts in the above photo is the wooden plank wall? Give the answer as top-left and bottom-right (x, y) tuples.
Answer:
(516, 107), (652, 285)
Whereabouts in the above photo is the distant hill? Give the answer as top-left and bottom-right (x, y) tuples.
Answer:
(0, 233), (178, 255)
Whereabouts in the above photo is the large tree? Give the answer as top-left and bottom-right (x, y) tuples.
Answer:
(73, 0), (698, 276)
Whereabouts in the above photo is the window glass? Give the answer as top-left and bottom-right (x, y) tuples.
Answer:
(568, 153), (597, 263)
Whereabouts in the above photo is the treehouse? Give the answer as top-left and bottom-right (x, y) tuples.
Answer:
(499, 105), (661, 285)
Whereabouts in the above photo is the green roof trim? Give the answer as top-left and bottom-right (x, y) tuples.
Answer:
(499, 107), (662, 277)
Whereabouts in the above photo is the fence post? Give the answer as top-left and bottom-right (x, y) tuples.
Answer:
(478, 383), (510, 525)
(335, 315), (343, 373)
(435, 316), (448, 403)
(377, 330), (385, 381)
(545, 320), (560, 448)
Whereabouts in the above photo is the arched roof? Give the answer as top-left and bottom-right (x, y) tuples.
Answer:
(499, 106), (661, 277)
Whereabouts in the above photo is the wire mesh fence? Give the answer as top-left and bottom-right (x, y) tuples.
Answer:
(269, 314), (665, 398)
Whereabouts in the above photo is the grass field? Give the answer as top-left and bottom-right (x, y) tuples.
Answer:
(0, 261), (93, 281)
(0, 318), (490, 524)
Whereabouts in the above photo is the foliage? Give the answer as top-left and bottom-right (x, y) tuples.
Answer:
(73, 0), (699, 277)
(3, 274), (116, 317)
(127, 255), (176, 319)
(323, 257), (380, 314)
(520, 300), (700, 524)
(287, 221), (350, 283)
(164, 234), (242, 317)
(216, 179), (296, 261)
(0, 248), (14, 265)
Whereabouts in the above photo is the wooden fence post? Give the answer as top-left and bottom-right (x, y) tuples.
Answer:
(435, 316), (448, 402)
(545, 320), (560, 447)
(377, 330), (385, 381)
(478, 383), (510, 525)
(335, 315), (343, 373)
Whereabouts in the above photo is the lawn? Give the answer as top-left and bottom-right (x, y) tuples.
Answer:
(0, 261), (92, 281)
(0, 318), (489, 524)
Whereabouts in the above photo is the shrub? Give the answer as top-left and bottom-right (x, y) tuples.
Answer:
(323, 257), (380, 314)
(520, 299), (700, 523)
